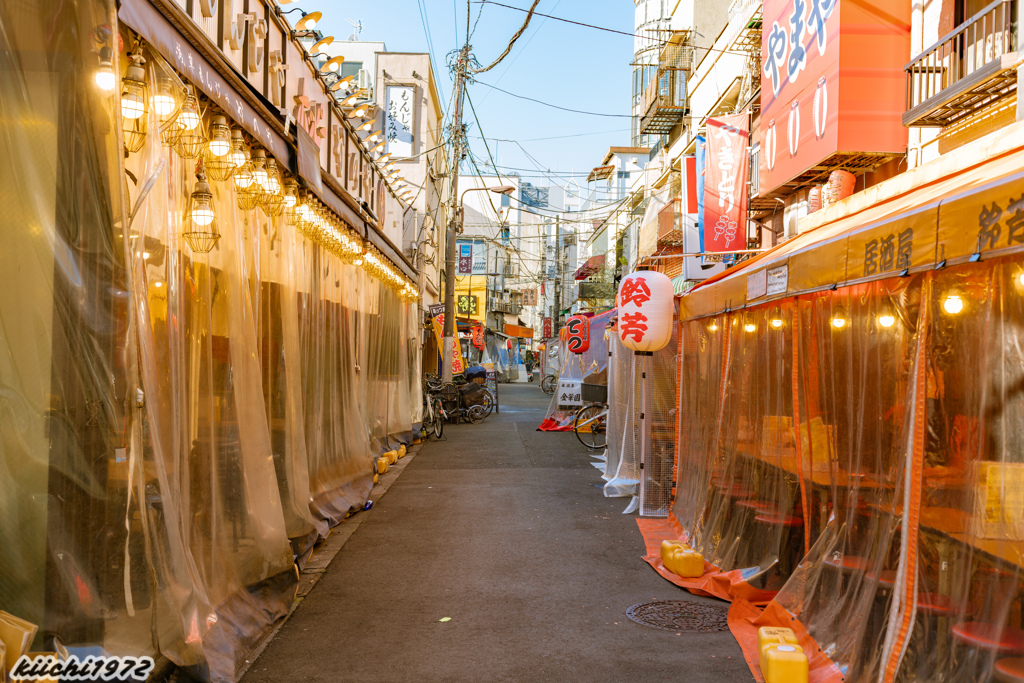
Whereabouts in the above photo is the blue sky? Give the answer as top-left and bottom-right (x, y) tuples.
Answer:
(301, 0), (636, 193)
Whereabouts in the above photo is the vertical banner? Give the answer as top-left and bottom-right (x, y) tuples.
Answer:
(695, 135), (706, 252)
(703, 114), (750, 253)
(458, 242), (473, 274)
(542, 317), (553, 339)
(385, 85), (415, 158)
(432, 313), (466, 375)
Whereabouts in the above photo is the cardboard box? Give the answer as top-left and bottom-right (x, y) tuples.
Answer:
(971, 461), (1024, 541)
(0, 611), (37, 675)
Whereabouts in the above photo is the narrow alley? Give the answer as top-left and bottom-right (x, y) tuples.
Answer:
(240, 384), (748, 683)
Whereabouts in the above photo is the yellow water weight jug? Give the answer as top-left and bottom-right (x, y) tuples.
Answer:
(398, 444), (407, 458)
(384, 449), (398, 465)
(660, 540), (704, 578)
(372, 473), (379, 485)
(758, 627), (807, 683)
(376, 456), (390, 475)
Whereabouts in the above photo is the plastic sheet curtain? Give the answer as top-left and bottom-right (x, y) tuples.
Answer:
(538, 312), (613, 431)
(603, 304), (678, 511)
(659, 259), (1024, 682)
(0, 0), (144, 663)
(0, 10), (421, 682)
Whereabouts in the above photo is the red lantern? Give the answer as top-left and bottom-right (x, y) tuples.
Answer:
(566, 315), (590, 354)
(616, 271), (673, 352)
(506, 339), (512, 351)
(471, 326), (484, 350)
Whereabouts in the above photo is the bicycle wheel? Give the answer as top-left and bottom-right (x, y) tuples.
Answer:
(574, 404), (607, 450)
(467, 405), (487, 423)
(541, 374), (557, 395)
(477, 389), (494, 418)
(432, 399), (444, 438)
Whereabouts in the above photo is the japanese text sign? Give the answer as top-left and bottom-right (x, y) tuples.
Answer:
(704, 114), (750, 253)
(432, 314), (466, 375)
(557, 380), (583, 408)
(543, 317), (553, 339)
(471, 326), (485, 350)
(385, 86), (415, 158)
(616, 271), (674, 353)
(566, 315), (590, 354)
(760, 0), (909, 195)
(457, 295), (478, 316)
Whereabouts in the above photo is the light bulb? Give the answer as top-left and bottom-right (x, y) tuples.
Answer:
(878, 314), (896, 328)
(153, 93), (175, 116)
(192, 202), (215, 226)
(95, 65), (115, 91)
(177, 101), (200, 130)
(708, 323), (718, 332)
(1019, 272), (1024, 287)
(227, 147), (246, 168)
(208, 116), (230, 156)
(744, 323), (756, 332)
(234, 168), (254, 189)
(831, 317), (846, 329)
(121, 90), (146, 119)
(770, 318), (783, 329)
(943, 293), (964, 315)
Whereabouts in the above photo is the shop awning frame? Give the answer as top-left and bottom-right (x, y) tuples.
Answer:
(682, 136), (1024, 320)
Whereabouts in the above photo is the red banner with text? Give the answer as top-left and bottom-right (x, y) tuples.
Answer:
(703, 113), (750, 253)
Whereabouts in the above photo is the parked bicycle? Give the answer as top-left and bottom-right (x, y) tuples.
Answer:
(421, 377), (444, 439)
(573, 383), (608, 450)
(423, 372), (492, 424)
(540, 374), (557, 395)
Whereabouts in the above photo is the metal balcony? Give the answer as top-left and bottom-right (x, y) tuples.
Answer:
(904, 0), (1018, 127)
(639, 67), (688, 136)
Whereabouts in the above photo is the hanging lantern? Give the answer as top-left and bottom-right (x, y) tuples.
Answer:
(205, 116), (235, 181)
(183, 163), (220, 254)
(616, 271), (674, 353)
(120, 52), (148, 153)
(171, 86), (207, 158)
(226, 128), (248, 170)
(471, 326), (484, 350)
(233, 148), (260, 211)
(566, 315), (590, 354)
(260, 158), (286, 216)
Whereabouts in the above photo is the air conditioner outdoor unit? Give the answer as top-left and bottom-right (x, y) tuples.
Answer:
(357, 68), (372, 90)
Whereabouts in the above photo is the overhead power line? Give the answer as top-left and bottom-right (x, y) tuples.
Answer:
(473, 0), (751, 57)
(474, 81), (631, 118)
(471, 0), (542, 73)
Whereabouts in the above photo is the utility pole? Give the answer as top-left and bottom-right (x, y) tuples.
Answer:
(441, 0), (541, 382)
(441, 46), (469, 383)
(553, 214), (561, 333)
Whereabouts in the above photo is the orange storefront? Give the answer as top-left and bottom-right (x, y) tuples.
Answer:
(644, 135), (1024, 682)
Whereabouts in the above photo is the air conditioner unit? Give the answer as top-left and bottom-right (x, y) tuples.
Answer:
(357, 68), (372, 91)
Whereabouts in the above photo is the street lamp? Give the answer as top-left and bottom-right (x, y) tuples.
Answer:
(442, 184), (516, 382)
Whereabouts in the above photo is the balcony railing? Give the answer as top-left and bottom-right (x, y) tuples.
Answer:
(904, 0), (1017, 127)
(639, 67), (688, 135)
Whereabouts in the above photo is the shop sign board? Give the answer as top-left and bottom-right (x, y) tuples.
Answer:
(557, 379), (583, 408)
(542, 317), (553, 339)
(385, 86), (415, 158)
(703, 114), (750, 253)
(747, 269), (768, 299)
(457, 241), (487, 275)
(759, 0), (910, 195)
(457, 295), (478, 316)
(766, 265), (789, 296)
(522, 289), (538, 306)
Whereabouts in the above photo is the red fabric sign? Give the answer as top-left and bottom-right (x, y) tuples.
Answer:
(703, 114), (750, 253)
(566, 315), (590, 354)
(542, 317), (552, 339)
(471, 326), (484, 350)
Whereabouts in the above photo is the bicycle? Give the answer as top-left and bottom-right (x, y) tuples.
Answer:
(437, 382), (486, 424)
(573, 383), (608, 450)
(540, 374), (557, 395)
(421, 384), (443, 440)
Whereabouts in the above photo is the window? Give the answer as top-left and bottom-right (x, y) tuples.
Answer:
(340, 61), (363, 79)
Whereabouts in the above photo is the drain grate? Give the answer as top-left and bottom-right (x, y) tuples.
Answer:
(626, 600), (730, 632)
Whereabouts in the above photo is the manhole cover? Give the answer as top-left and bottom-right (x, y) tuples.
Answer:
(626, 600), (729, 632)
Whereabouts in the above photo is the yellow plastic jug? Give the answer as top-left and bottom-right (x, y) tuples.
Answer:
(384, 449), (398, 465)
(761, 643), (808, 683)
(376, 456), (389, 475)
(660, 540), (704, 578)
(398, 444), (407, 458)
(758, 627), (800, 675)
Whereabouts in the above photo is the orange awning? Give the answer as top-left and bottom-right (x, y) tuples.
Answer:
(681, 141), (1024, 320)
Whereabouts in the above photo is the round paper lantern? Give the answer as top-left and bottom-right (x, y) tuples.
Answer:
(471, 326), (484, 350)
(566, 315), (590, 354)
(616, 271), (673, 353)
(807, 186), (822, 214)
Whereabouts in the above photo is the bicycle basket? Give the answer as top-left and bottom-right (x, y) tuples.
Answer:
(580, 383), (608, 404)
(440, 383), (461, 402)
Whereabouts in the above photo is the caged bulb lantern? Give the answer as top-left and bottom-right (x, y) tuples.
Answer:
(183, 163), (220, 254)
(207, 116), (230, 157)
(152, 78), (177, 118)
(120, 53), (147, 120)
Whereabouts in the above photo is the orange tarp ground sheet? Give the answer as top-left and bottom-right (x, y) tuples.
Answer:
(638, 516), (843, 683)
(637, 516), (776, 605)
(728, 599), (845, 683)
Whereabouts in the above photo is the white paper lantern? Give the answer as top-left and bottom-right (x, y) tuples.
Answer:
(616, 271), (674, 353)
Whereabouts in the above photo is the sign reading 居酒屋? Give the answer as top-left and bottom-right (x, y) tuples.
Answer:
(759, 0), (910, 196)
(704, 114), (750, 253)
